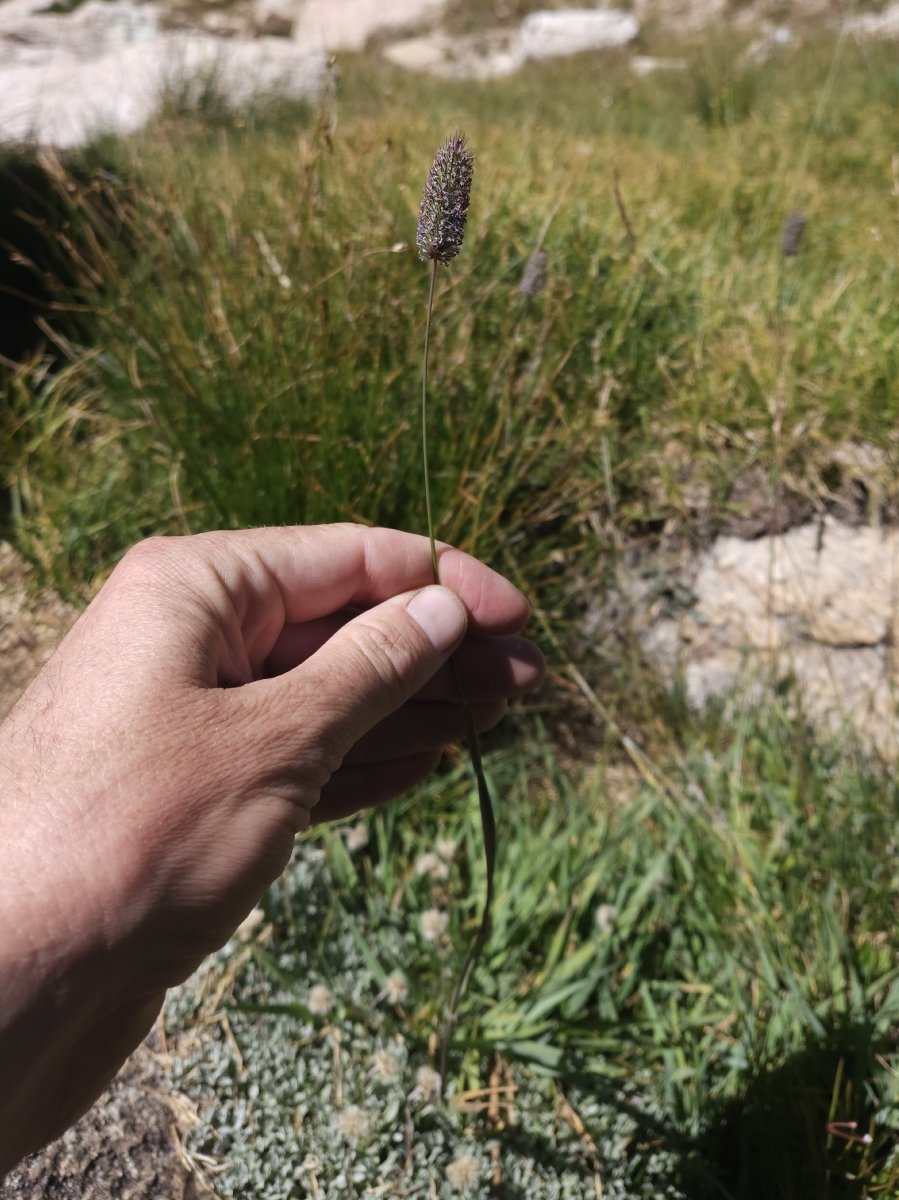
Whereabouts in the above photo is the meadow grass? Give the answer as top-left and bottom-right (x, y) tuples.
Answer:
(3, 33), (897, 597)
(2, 25), (898, 1197)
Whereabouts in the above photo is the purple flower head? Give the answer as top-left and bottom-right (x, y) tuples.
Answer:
(416, 134), (474, 265)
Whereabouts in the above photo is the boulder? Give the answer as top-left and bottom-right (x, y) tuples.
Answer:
(620, 516), (899, 760)
(0, 0), (327, 149)
(846, 1), (899, 38)
(293, 0), (447, 51)
(519, 9), (639, 60)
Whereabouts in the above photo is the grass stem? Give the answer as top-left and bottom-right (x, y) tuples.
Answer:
(421, 258), (439, 580)
(420, 248), (496, 1081)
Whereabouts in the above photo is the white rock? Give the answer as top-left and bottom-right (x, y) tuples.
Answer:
(519, 9), (639, 61)
(626, 516), (899, 759)
(383, 30), (524, 79)
(293, 0), (447, 52)
(847, 2), (899, 39)
(254, 0), (297, 37)
(694, 520), (899, 649)
(0, 14), (326, 149)
(0, 0), (159, 67)
(630, 0), (727, 33)
(383, 9), (639, 80)
(630, 55), (687, 76)
(382, 35), (450, 72)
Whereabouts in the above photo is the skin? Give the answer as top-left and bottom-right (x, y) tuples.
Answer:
(0, 523), (544, 1173)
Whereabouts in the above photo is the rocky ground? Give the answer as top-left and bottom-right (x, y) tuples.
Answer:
(0, 1039), (211, 1200)
(0, 541), (75, 719)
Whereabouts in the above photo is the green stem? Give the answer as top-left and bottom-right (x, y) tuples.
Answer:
(422, 259), (439, 581)
(420, 259), (497, 1082)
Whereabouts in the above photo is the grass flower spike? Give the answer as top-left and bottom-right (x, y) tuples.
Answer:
(780, 209), (806, 258)
(416, 134), (474, 265)
(418, 134), (476, 577)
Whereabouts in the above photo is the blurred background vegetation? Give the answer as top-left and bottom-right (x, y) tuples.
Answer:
(1, 13), (898, 1197)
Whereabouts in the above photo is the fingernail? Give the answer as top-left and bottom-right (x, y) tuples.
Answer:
(406, 586), (466, 652)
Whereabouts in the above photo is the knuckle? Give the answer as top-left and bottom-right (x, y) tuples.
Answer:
(111, 536), (177, 591)
(351, 617), (421, 709)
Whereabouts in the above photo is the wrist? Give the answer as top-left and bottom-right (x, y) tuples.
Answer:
(0, 709), (141, 1170)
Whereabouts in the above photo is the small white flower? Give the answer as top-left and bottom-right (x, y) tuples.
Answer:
(446, 1153), (480, 1191)
(307, 984), (336, 1016)
(414, 851), (449, 880)
(594, 903), (617, 934)
(383, 969), (409, 1005)
(436, 839), (457, 863)
(420, 908), (449, 942)
(370, 1048), (402, 1085)
(335, 1104), (371, 1143)
(344, 822), (369, 852)
(413, 1065), (442, 1104)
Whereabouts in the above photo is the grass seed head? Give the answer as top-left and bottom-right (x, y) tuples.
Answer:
(518, 249), (548, 297)
(781, 209), (807, 257)
(383, 969), (409, 1004)
(416, 134), (474, 265)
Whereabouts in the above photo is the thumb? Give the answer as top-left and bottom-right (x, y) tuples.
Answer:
(278, 584), (468, 768)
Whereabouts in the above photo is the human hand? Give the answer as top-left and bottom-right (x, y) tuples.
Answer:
(0, 524), (543, 1169)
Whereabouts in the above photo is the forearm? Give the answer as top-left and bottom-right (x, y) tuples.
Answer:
(0, 706), (151, 1173)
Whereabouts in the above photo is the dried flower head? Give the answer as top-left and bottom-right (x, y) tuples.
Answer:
(414, 851), (450, 880)
(413, 1065), (442, 1104)
(335, 1104), (371, 1143)
(416, 134), (474, 265)
(369, 1048), (403, 1085)
(781, 209), (806, 257)
(436, 838), (457, 863)
(420, 908), (449, 942)
(344, 821), (369, 852)
(307, 984), (336, 1016)
(518, 249), (548, 298)
(594, 903), (617, 934)
(383, 969), (409, 1005)
(446, 1153), (480, 1191)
